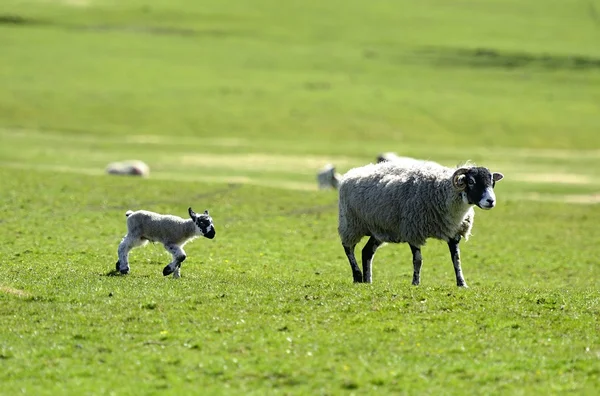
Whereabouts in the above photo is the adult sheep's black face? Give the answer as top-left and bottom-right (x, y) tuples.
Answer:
(452, 167), (504, 210)
(189, 207), (216, 239)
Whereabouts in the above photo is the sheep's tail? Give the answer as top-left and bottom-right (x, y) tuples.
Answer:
(125, 210), (134, 217)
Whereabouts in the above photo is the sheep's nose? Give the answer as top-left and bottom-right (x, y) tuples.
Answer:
(486, 199), (495, 206)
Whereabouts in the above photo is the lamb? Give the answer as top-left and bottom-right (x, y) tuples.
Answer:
(338, 160), (503, 287)
(116, 207), (215, 278)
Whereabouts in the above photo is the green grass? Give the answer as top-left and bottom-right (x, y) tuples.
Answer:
(1, 0), (600, 394)
(2, 169), (599, 395)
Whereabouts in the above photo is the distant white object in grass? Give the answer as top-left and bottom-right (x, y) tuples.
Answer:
(116, 207), (215, 278)
(317, 164), (341, 190)
(106, 160), (150, 177)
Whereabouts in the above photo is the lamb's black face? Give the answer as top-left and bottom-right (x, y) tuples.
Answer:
(196, 215), (215, 239)
(461, 167), (504, 210)
(189, 208), (216, 239)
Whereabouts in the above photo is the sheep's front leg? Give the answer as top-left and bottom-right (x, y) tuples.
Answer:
(409, 244), (422, 286)
(448, 237), (468, 287)
(343, 244), (363, 283)
(163, 244), (186, 278)
(361, 236), (382, 283)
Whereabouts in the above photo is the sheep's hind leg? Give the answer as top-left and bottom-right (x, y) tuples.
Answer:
(409, 244), (423, 286)
(361, 236), (382, 283)
(343, 244), (363, 283)
(163, 244), (186, 278)
(448, 237), (468, 287)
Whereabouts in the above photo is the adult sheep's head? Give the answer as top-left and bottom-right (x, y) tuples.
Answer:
(189, 207), (216, 239)
(452, 167), (504, 210)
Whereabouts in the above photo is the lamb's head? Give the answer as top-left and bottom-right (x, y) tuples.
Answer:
(452, 167), (504, 210)
(188, 207), (216, 239)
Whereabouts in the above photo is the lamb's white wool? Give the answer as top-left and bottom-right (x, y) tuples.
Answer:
(106, 160), (150, 177)
(116, 207), (215, 278)
(338, 160), (503, 286)
(317, 164), (341, 190)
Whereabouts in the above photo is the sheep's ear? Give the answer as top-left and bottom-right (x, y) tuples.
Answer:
(204, 210), (210, 215)
(493, 172), (504, 182)
(188, 207), (197, 219)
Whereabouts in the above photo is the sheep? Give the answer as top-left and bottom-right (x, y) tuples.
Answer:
(376, 152), (430, 167)
(106, 160), (150, 177)
(115, 207), (215, 278)
(376, 152), (402, 163)
(317, 164), (342, 190)
(338, 160), (503, 287)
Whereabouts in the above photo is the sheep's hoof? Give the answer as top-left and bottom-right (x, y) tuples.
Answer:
(163, 265), (174, 276)
(458, 283), (469, 288)
(119, 268), (129, 275)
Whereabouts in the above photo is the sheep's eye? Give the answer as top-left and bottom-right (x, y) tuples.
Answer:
(468, 178), (475, 186)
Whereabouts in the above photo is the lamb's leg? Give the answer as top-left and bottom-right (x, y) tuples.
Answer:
(343, 244), (362, 283)
(448, 237), (468, 287)
(163, 244), (186, 278)
(409, 244), (422, 286)
(116, 235), (146, 274)
(172, 265), (181, 279)
(361, 236), (382, 283)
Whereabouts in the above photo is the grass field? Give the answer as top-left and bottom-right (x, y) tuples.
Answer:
(1, 0), (600, 394)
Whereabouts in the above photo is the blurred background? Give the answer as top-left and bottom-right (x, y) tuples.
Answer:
(1, 0), (599, 199)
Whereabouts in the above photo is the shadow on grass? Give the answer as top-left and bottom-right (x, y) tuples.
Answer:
(104, 269), (122, 277)
(417, 47), (600, 70)
(0, 15), (43, 26)
(0, 13), (246, 38)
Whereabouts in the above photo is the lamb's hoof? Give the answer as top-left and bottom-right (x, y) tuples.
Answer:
(163, 265), (174, 276)
(458, 283), (469, 288)
(116, 260), (129, 274)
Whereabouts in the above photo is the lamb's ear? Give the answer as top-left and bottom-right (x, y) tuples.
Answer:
(204, 210), (210, 216)
(188, 207), (197, 219)
(493, 172), (504, 182)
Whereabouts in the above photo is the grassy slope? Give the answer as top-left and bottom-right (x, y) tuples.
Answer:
(1, 0), (600, 394)
(1, 168), (599, 395)
(1, 0), (600, 149)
